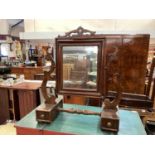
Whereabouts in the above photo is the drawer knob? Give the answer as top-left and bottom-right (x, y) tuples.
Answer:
(107, 122), (112, 127)
(40, 114), (45, 118)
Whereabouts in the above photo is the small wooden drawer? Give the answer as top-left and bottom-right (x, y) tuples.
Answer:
(36, 110), (52, 123)
(36, 96), (63, 123)
(36, 104), (54, 123)
(101, 111), (119, 132)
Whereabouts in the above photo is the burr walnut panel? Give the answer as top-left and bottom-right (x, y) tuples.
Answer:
(105, 35), (149, 94)
(120, 36), (149, 94)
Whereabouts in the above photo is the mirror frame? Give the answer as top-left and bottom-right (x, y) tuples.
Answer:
(55, 27), (107, 97)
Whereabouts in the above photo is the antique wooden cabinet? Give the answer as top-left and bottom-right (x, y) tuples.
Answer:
(12, 82), (41, 120)
(0, 82), (41, 121)
(56, 27), (151, 108)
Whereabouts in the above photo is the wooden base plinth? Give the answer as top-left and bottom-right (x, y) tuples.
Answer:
(36, 96), (63, 123)
(101, 110), (119, 132)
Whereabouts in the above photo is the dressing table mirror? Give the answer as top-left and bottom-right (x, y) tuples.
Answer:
(56, 27), (107, 98)
(55, 27), (120, 132)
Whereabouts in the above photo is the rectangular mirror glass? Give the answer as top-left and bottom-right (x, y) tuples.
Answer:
(62, 46), (98, 90)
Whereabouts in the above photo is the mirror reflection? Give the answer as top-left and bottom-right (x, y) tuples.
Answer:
(63, 46), (98, 90)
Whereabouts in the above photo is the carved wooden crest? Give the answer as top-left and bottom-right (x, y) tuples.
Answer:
(58, 26), (96, 37)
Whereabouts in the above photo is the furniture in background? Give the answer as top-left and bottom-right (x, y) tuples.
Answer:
(63, 64), (74, 80)
(145, 120), (155, 135)
(0, 66), (11, 124)
(11, 66), (43, 79)
(145, 56), (155, 102)
(34, 73), (44, 80)
(12, 82), (41, 120)
(142, 57), (155, 134)
(0, 81), (41, 121)
(0, 88), (9, 124)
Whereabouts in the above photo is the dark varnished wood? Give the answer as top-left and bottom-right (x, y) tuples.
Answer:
(56, 30), (150, 97)
(58, 107), (100, 116)
(11, 82), (41, 90)
(17, 90), (40, 118)
(56, 28), (151, 109)
(0, 82), (41, 120)
(41, 50), (57, 104)
(101, 73), (122, 132)
(13, 84), (41, 120)
(0, 88), (9, 124)
(36, 97), (63, 123)
(35, 49), (63, 123)
(56, 30), (106, 97)
(105, 35), (150, 94)
(102, 73), (122, 110)
(120, 36), (149, 94)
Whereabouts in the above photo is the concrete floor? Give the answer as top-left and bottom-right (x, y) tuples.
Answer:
(0, 122), (16, 135)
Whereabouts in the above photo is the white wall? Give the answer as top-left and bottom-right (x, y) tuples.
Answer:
(0, 19), (24, 36)
(11, 26), (24, 37)
(22, 19), (155, 44)
(24, 19), (155, 35)
(0, 19), (9, 34)
(24, 19), (35, 32)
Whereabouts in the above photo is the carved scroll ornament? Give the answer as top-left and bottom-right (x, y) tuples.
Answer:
(58, 26), (96, 37)
(41, 47), (57, 104)
(102, 73), (122, 111)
